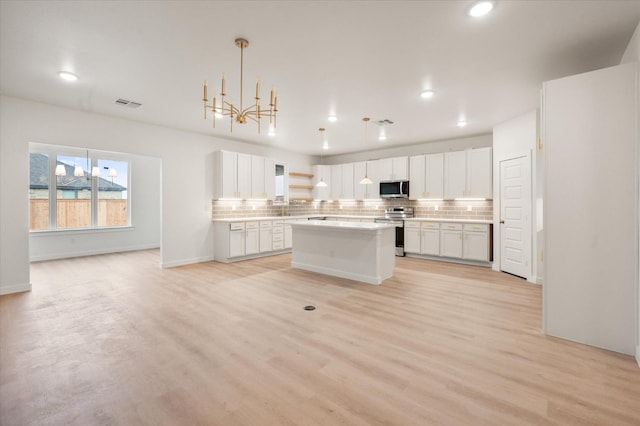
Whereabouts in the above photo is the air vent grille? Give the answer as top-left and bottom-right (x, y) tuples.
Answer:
(374, 119), (394, 126)
(115, 98), (142, 108)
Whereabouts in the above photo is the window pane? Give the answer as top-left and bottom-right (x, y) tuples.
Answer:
(29, 153), (49, 230)
(56, 155), (91, 229)
(97, 159), (128, 226)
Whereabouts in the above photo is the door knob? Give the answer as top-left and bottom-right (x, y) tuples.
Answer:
(500, 220), (505, 224)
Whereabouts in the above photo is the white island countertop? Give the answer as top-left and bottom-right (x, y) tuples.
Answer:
(291, 220), (395, 231)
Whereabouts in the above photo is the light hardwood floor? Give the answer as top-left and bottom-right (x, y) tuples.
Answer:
(1, 250), (639, 425)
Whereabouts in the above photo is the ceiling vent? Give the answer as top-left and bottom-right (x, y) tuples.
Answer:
(115, 98), (142, 108)
(374, 119), (394, 126)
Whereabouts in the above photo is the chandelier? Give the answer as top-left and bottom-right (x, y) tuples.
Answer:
(202, 38), (278, 134)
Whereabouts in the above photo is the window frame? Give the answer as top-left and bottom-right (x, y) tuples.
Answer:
(29, 143), (132, 232)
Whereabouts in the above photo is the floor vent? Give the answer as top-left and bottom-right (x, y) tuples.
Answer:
(303, 305), (316, 311)
(115, 98), (142, 108)
(374, 119), (394, 126)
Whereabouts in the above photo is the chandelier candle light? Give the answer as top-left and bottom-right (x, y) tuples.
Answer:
(202, 38), (278, 134)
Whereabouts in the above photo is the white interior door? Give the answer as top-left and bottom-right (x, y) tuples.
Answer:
(500, 156), (531, 279)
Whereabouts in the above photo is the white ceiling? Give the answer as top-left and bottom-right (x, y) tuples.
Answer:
(1, 1), (639, 155)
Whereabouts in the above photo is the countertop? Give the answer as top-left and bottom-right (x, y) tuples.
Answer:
(213, 215), (493, 224)
(291, 220), (395, 231)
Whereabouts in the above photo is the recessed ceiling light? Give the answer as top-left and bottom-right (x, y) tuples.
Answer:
(323, 145), (329, 150)
(328, 115), (337, 122)
(468, 1), (495, 17)
(57, 71), (78, 82)
(420, 90), (435, 99)
(379, 135), (387, 141)
(457, 120), (468, 127)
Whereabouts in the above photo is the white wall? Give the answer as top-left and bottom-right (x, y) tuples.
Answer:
(492, 110), (540, 283)
(543, 62), (637, 355)
(620, 20), (640, 366)
(0, 95), (313, 295)
(322, 134), (492, 165)
(29, 152), (162, 261)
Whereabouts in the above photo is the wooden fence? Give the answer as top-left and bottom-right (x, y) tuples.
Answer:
(30, 199), (128, 229)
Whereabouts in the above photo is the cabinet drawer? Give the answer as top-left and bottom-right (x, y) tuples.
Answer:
(272, 226), (284, 234)
(272, 233), (284, 242)
(272, 220), (284, 226)
(245, 221), (259, 230)
(441, 223), (463, 231)
(260, 221), (272, 229)
(229, 222), (245, 231)
(463, 223), (489, 232)
(404, 221), (421, 229)
(421, 222), (440, 230)
(272, 240), (284, 250)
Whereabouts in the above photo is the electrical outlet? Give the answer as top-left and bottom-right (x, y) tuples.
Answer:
(467, 205), (472, 212)
(434, 205), (439, 211)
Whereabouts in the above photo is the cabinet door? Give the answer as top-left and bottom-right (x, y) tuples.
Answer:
(392, 157), (409, 180)
(264, 158), (276, 199)
(354, 161), (367, 200)
(421, 229), (440, 255)
(365, 160), (380, 199)
(404, 227), (421, 253)
(229, 230), (245, 257)
(312, 165), (331, 200)
(409, 155), (426, 199)
(217, 151), (237, 199)
(426, 153), (444, 199)
(466, 148), (492, 199)
(259, 228), (272, 252)
(330, 164), (342, 199)
(251, 156), (265, 198)
(440, 230), (463, 258)
(284, 224), (293, 248)
(342, 163), (354, 199)
(444, 151), (466, 199)
(463, 231), (489, 261)
(379, 158), (393, 181)
(236, 153), (252, 199)
(245, 227), (259, 255)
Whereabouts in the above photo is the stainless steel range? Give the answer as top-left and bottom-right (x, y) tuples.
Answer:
(374, 207), (414, 256)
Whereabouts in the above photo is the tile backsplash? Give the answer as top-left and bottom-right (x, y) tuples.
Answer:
(212, 199), (493, 221)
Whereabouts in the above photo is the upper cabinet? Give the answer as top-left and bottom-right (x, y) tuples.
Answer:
(213, 151), (277, 200)
(331, 163), (355, 200)
(354, 160), (380, 200)
(409, 153), (443, 200)
(379, 156), (408, 181)
(311, 165), (331, 200)
(444, 148), (492, 199)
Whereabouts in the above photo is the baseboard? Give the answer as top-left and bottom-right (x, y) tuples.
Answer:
(0, 282), (32, 296)
(405, 253), (492, 268)
(636, 345), (640, 368)
(30, 244), (160, 262)
(161, 255), (214, 268)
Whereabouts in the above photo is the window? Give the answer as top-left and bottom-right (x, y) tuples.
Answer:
(275, 164), (285, 202)
(29, 144), (130, 231)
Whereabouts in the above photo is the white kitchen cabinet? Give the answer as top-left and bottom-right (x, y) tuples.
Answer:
(462, 223), (490, 261)
(214, 151), (238, 199)
(259, 221), (272, 253)
(229, 222), (245, 258)
(312, 165), (331, 200)
(444, 148), (492, 200)
(330, 164), (342, 199)
(444, 151), (466, 199)
(379, 156), (408, 181)
(251, 155), (265, 198)
(410, 153), (444, 199)
(245, 221), (259, 255)
(440, 223), (463, 258)
(365, 160), (380, 199)
(421, 222), (440, 256)
(404, 221), (421, 253)
(284, 221), (293, 248)
(236, 153), (252, 199)
(466, 148), (492, 199)
(214, 151), (276, 200)
(264, 158), (276, 200)
(342, 163), (354, 199)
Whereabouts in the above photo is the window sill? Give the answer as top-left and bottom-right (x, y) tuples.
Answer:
(29, 226), (135, 236)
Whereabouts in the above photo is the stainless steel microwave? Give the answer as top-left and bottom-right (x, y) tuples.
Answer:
(380, 180), (409, 198)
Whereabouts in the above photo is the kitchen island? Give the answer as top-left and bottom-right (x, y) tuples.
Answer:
(290, 220), (396, 285)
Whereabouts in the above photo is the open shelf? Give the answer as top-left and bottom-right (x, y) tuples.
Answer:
(289, 184), (314, 190)
(289, 172), (314, 178)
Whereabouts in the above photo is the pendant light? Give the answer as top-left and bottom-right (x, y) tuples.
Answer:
(360, 117), (372, 185)
(316, 128), (328, 187)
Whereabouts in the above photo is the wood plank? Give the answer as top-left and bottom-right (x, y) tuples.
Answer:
(2, 251), (640, 425)
(288, 184), (313, 190)
(288, 197), (313, 202)
(288, 172), (313, 178)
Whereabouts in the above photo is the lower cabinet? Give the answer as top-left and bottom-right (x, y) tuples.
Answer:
(229, 222), (245, 258)
(245, 222), (259, 255)
(259, 221), (272, 253)
(440, 224), (463, 258)
(404, 221), (491, 263)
